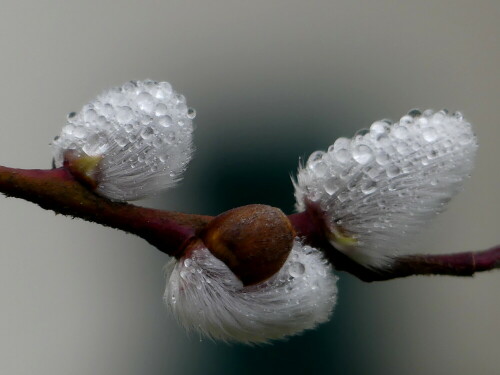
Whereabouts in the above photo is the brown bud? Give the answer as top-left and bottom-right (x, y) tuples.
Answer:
(202, 204), (296, 286)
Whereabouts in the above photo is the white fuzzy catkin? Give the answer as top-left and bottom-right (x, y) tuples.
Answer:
(52, 80), (194, 201)
(164, 239), (338, 344)
(294, 109), (477, 268)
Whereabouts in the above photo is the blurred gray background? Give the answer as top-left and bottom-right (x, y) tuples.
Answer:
(0, 1), (499, 374)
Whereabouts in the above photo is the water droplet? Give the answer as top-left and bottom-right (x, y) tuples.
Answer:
(334, 149), (350, 163)
(376, 151), (390, 165)
(289, 262), (305, 277)
(407, 108), (422, 117)
(308, 151), (324, 165)
(102, 104), (114, 117)
(166, 132), (176, 143)
(84, 108), (98, 122)
(116, 106), (133, 124)
(361, 180), (377, 194)
(174, 93), (186, 104)
(149, 87), (164, 101)
(354, 128), (369, 137)
(310, 160), (328, 177)
(337, 190), (349, 202)
(370, 121), (389, 135)
(82, 133), (108, 155)
(303, 246), (313, 255)
(339, 165), (353, 179)
(376, 132), (390, 145)
(396, 141), (411, 155)
(152, 137), (164, 148)
(115, 136), (128, 147)
(416, 117), (429, 127)
(393, 125), (409, 140)
(453, 111), (464, 121)
(433, 111), (445, 121)
(333, 137), (350, 151)
(423, 127), (438, 142)
(159, 153), (169, 162)
(364, 166), (380, 179)
(159, 115), (173, 128)
(96, 115), (107, 127)
(387, 165), (401, 177)
(399, 115), (413, 126)
(184, 258), (192, 267)
(324, 178), (339, 195)
(140, 126), (154, 139)
(73, 127), (86, 139)
(63, 125), (75, 135)
(187, 108), (196, 119)
(154, 103), (169, 117)
(133, 139), (143, 149)
(122, 81), (137, 92)
(352, 144), (373, 164)
(159, 81), (173, 96)
(428, 149), (439, 159)
(137, 92), (154, 112)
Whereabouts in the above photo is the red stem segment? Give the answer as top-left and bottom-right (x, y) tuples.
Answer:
(0, 166), (212, 257)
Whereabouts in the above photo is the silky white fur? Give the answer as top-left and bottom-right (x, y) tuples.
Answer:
(164, 239), (338, 344)
(294, 110), (477, 268)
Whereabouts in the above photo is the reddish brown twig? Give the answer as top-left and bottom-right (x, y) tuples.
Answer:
(1, 165), (499, 282)
(289, 210), (500, 282)
(0, 166), (212, 257)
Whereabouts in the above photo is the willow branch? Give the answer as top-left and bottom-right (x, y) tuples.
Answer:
(0, 166), (212, 257)
(289, 211), (500, 282)
(1, 165), (499, 281)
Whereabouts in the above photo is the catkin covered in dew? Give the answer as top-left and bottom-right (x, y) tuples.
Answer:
(294, 110), (477, 267)
(52, 80), (195, 201)
(164, 239), (338, 344)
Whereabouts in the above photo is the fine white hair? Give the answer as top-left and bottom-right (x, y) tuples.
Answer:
(294, 109), (477, 268)
(52, 80), (194, 201)
(164, 239), (338, 344)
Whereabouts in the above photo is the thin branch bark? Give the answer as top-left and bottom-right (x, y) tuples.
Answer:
(0, 166), (212, 257)
(1, 164), (499, 281)
(289, 210), (500, 282)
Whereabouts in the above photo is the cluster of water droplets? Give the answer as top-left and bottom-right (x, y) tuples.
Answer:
(164, 239), (337, 344)
(52, 80), (195, 201)
(294, 109), (477, 267)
